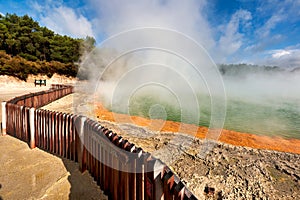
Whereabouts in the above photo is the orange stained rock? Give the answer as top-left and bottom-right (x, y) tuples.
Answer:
(94, 102), (300, 154)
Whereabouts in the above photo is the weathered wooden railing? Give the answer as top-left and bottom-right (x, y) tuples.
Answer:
(7, 84), (73, 108)
(1, 84), (197, 200)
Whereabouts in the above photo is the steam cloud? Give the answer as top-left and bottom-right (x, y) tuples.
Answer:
(76, 0), (300, 140)
(78, 28), (226, 131)
(90, 0), (215, 50)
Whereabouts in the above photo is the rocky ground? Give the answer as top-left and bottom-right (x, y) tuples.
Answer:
(43, 93), (300, 199)
(175, 140), (300, 199)
(91, 121), (300, 199)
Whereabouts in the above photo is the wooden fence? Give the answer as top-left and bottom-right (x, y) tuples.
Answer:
(2, 84), (197, 200)
(7, 84), (73, 108)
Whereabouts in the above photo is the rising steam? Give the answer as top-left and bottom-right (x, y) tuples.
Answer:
(78, 28), (226, 135)
(77, 0), (300, 141)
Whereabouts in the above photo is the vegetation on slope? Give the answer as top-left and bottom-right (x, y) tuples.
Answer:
(0, 13), (95, 80)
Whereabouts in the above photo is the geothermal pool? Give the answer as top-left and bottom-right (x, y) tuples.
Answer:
(101, 64), (300, 139)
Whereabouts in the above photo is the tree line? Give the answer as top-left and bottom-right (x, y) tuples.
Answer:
(0, 13), (95, 80)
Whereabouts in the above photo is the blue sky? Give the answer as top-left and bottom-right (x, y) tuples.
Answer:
(1, 0), (300, 67)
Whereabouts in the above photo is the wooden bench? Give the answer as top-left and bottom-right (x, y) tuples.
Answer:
(34, 79), (46, 87)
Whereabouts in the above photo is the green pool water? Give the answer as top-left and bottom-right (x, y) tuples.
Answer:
(107, 94), (300, 139)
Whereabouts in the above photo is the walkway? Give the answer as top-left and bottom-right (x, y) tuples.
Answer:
(0, 86), (107, 200)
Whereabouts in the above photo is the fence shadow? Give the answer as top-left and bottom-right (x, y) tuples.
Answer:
(0, 183), (3, 200)
(60, 157), (107, 200)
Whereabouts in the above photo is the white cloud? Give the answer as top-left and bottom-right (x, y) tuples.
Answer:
(255, 0), (300, 39)
(89, 0), (215, 50)
(255, 14), (285, 39)
(216, 9), (252, 62)
(256, 48), (300, 68)
(40, 6), (94, 38)
(30, 1), (43, 12)
(244, 0), (299, 57)
(87, 0), (255, 64)
(31, 1), (95, 38)
(26, 0), (299, 67)
(257, 0), (293, 15)
(271, 50), (291, 58)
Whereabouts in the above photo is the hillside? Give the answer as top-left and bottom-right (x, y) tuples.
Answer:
(0, 13), (95, 80)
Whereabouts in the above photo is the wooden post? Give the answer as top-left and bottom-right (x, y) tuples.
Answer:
(162, 169), (175, 199)
(29, 107), (35, 149)
(153, 159), (165, 200)
(1, 102), (6, 135)
(78, 116), (87, 172)
(145, 157), (165, 200)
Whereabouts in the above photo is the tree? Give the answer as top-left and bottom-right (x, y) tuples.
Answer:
(0, 13), (96, 80)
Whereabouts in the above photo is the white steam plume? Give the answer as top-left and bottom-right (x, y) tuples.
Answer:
(89, 0), (215, 50)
